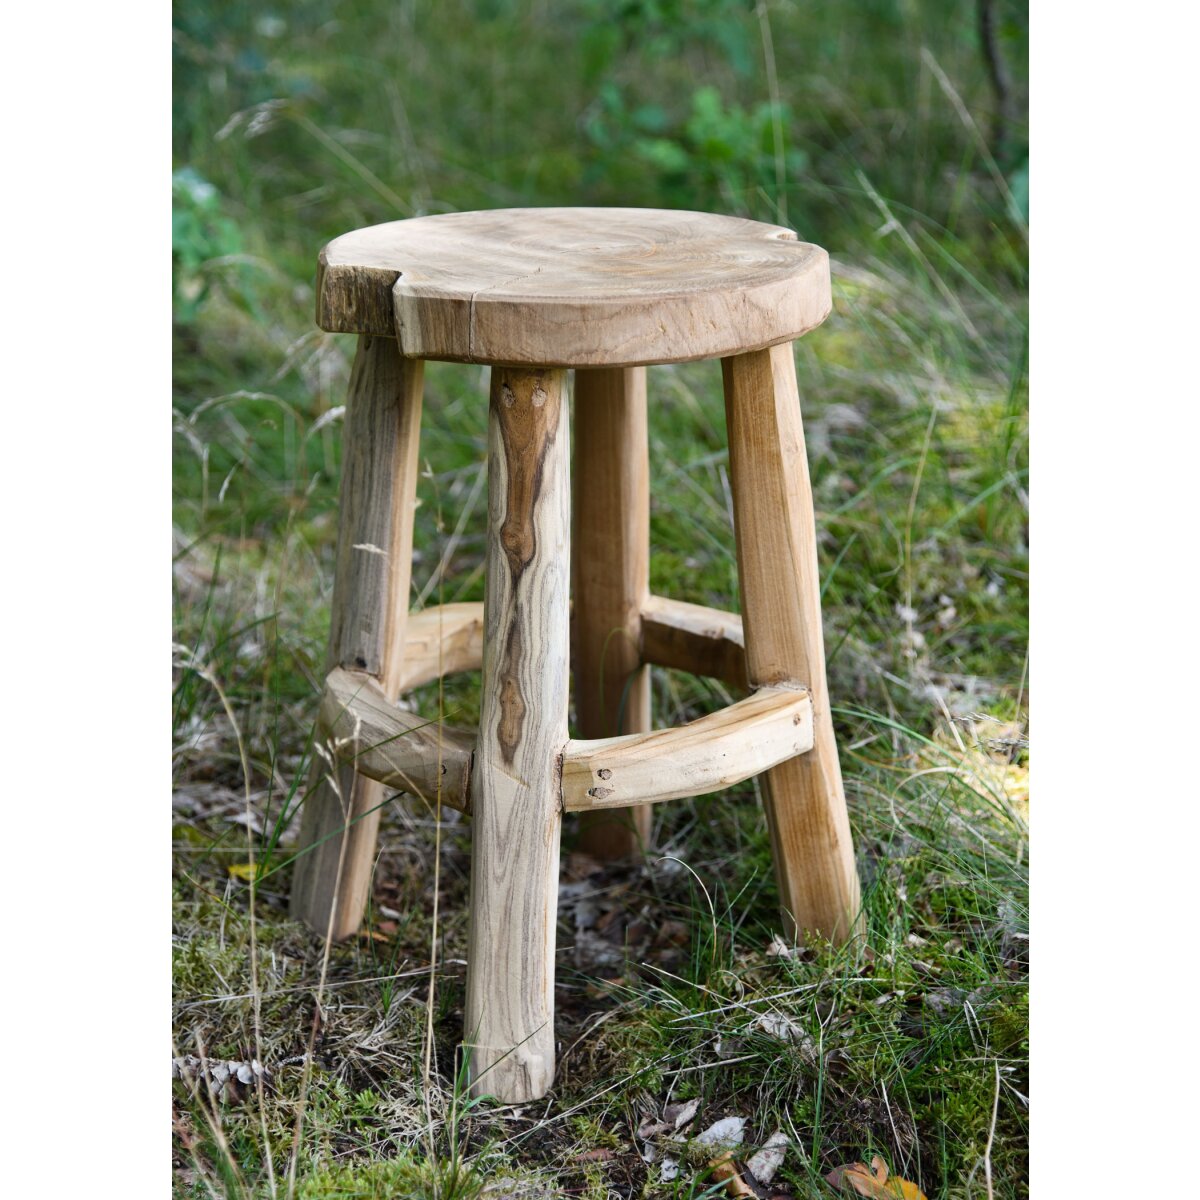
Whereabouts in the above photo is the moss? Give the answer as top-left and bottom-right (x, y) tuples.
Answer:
(293, 1153), (474, 1200)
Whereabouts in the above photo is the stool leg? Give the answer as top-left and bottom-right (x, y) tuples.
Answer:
(465, 366), (570, 1102)
(572, 366), (652, 859)
(722, 344), (862, 943)
(290, 336), (424, 941)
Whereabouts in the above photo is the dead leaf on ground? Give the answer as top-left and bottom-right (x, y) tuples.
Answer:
(826, 1155), (927, 1199)
(638, 1096), (700, 1156)
(563, 850), (604, 880)
(765, 932), (810, 960)
(664, 1097), (700, 1131)
(754, 1010), (813, 1048)
(709, 1151), (754, 1197)
(356, 928), (391, 944)
(638, 1114), (670, 1141)
(696, 1115), (746, 1149)
(746, 1130), (789, 1185)
(575, 1148), (614, 1164)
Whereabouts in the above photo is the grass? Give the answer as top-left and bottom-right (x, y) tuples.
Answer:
(173, 2), (1027, 1196)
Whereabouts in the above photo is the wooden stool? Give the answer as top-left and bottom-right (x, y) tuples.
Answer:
(289, 208), (861, 1102)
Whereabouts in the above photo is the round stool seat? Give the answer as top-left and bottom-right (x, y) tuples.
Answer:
(317, 207), (831, 368)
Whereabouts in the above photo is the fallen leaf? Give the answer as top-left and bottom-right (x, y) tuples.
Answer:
(755, 1011), (805, 1042)
(357, 928), (391, 944)
(637, 1114), (670, 1141)
(710, 1151), (754, 1197)
(714, 1035), (746, 1060)
(659, 1155), (679, 1182)
(766, 933), (795, 957)
(696, 1116), (746, 1149)
(575, 1148), (614, 1164)
(826, 1155), (927, 1199)
(563, 850), (604, 880)
(664, 1097), (700, 1131)
(746, 1130), (789, 1184)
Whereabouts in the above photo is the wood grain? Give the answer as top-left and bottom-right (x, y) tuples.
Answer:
(397, 602), (485, 690)
(572, 366), (652, 858)
(722, 344), (862, 944)
(640, 595), (748, 688)
(394, 592), (748, 693)
(290, 336), (424, 941)
(318, 208), (831, 367)
(319, 667), (473, 813)
(563, 685), (813, 812)
(464, 367), (570, 1102)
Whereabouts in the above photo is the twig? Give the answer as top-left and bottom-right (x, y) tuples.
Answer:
(983, 1059), (1000, 1200)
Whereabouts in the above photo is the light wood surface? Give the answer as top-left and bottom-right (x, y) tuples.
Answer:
(397, 602), (485, 690)
(722, 344), (862, 944)
(640, 595), (748, 688)
(323, 668), (812, 823)
(319, 667), (472, 814)
(318, 208), (831, 368)
(290, 336), (424, 941)
(392, 593), (749, 691)
(465, 367), (570, 1102)
(562, 685), (812, 812)
(571, 366), (652, 858)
